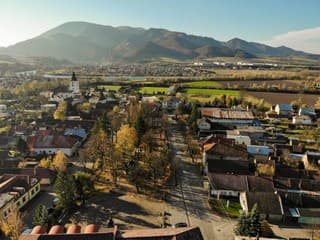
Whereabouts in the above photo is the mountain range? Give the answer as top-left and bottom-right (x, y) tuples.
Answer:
(0, 21), (319, 63)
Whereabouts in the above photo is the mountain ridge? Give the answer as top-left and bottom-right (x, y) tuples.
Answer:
(1, 21), (319, 63)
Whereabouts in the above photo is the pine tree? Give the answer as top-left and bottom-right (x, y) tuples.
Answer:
(135, 113), (146, 145)
(33, 204), (48, 227)
(234, 211), (249, 236)
(248, 203), (261, 237)
(54, 171), (77, 209)
(189, 102), (199, 132)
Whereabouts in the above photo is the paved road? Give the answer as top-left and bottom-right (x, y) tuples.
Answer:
(164, 119), (236, 240)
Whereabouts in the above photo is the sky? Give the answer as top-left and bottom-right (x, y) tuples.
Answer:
(1, 0), (320, 53)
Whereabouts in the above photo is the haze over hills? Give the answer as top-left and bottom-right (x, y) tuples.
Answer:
(0, 21), (319, 63)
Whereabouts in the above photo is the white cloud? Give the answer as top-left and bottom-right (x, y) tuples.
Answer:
(263, 27), (320, 54)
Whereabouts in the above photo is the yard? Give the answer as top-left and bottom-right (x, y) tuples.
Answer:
(208, 198), (241, 218)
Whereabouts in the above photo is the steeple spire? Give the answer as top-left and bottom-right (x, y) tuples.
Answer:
(71, 72), (77, 81)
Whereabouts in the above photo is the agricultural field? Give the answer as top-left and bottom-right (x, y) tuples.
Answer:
(139, 87), (168, 94)
(218, 79), (303, 89)
(98, 85), (122, 91)
(183, 88), (239, 96)
(182, 81), (222, 88)
(247, 91), (319, 106)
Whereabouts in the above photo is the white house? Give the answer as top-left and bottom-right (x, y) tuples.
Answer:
(275, 104), (293, 117)
(197, 118), (211, 131)
(0, 175), (40, 219)
(27, 134), (81, 156)
(292, 115), (312, 125)
(162, 97), (181, 110)
(0, 104), (7, 112)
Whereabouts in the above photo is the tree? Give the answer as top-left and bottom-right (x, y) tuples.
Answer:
(53, 100), (67, 120)
(86, 129), (111, 170)
(248, 204), (261, 237)
(116, 125), (137, 158)
(52, 151), (68, 171)
(188, 102), (199, 133)
(85, 129), (120, 185)
(39, 157), (52, 169)
(54, 171), (77, 209)
(234, 211), (249, 236)
(15, 138), (29, 155)
(135, 112), (146, 144)
(73, 171), (94, 206)
(234, 204), (261, 237)
(0, 208), (25, 240)
(33, 204), (48, 227)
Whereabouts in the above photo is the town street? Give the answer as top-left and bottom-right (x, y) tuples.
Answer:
(164, 118), (236, 240)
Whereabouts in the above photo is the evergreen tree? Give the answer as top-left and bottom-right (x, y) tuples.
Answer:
(234, 211), (249, 236)
(54, 171), (77, 209)
(32, 204), (48, 227)
(135, 113), (146, 144)
(248, 203), (261, 237)
(189, 102), (199, 132)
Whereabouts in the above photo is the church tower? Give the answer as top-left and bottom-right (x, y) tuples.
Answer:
(69, 72), (80, 93)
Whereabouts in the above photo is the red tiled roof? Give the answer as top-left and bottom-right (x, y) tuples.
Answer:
(19, 225), (204, 240)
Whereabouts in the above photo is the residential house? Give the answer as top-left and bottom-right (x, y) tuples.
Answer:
(292, 115), (312, 125)
(27, 131), (81, 156)
(302, 151), (320, 170)
(207, 173), (274, 199)
(0, 168), (56, 186)
(203, 142), (248, 174)
(226, 130), (251, 145)
(0, 174), (40, 219)
(275, 104), (293, 118)
(197, 118), (212, 131)
(162, 97), (181, 110)
(240, 192), (284, 221)
(200, 108), (254, 129)
(299, 107), (316, 118)
(247, 145), (273, 162)
(141, 96), (159, 105)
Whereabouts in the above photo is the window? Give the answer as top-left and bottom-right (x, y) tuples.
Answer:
(22, 196), (26, 202)
(31, 189), (34, 195)
(3, 211), (7, 218)
(36, 186), (39, 191)
(16, 201), (20, 207)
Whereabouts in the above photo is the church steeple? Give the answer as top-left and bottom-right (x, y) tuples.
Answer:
(69, 72), (80, 93)
(71, 72), (77, 81)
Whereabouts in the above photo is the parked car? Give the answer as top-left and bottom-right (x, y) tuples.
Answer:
(172, 222), (188, 228)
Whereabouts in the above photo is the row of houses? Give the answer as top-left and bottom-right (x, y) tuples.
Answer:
(198, 107), (320, 225)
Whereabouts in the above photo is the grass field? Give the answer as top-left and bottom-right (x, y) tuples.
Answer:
(208, 198), (241, 218)
(139, 87), (168, 94)
(98, 85), (122, 91)
(183, 81), (222, 88)
(183, 88), (239, 96)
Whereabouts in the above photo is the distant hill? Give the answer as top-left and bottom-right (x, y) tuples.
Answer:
(1, 21), (319, 63)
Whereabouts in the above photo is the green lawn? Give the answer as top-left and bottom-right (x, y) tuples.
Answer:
(98, 85), (122, 91)
(208, 198), (241, 218)
(183, 81), (222, 88)
(184, 88), (239, 96)
(139, 87), (168, 94)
